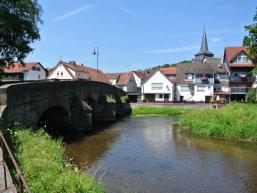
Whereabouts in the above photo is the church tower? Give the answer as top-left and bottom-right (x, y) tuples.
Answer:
(195, 28), (214, 60)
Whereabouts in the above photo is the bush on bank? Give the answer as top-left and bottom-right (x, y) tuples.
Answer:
(178, 103), (257, 142)
(1, 125), (104, 193)
(132, 107), (191, 116)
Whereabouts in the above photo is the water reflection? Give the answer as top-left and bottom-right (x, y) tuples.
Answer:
(65, 116), (257, 193)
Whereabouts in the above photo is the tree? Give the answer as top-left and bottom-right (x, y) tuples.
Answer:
(244, 7), (257, 74)
(243, 36), (251, 46)
(0, 0), (42, 66)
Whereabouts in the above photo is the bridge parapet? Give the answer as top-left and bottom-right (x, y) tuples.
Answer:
(0, 80), (131, 131)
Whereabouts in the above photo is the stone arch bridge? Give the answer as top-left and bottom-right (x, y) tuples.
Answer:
(0, 80), (131, 131)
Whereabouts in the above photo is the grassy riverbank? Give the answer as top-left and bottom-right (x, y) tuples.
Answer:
(132, 107), (191, 116)
(178, 103), (257, 142)
(2, 126), (104, 193)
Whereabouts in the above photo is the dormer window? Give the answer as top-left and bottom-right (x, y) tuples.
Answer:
(233, 52), (251, 63)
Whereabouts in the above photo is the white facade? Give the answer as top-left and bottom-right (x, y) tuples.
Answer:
(176, 84), (213, 102)
(133, 73), (142, 87)
(23, 63), (46, 80)
(47, 63), (89, 80)
(142, 71), (174, 102)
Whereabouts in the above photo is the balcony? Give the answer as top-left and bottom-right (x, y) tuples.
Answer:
(230, 87), (249, 94)
(214, 75), (229, 84)
(230, 76), (255, 83)
(195, 77), (214, 84)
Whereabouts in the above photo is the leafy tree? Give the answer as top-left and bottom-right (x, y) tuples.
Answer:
(244, 7), (257, 74)
(0, 0), (42, 66)
(243, 36), (251, 46)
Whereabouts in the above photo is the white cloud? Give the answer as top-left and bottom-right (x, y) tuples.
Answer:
(144, 46), (199, 54)
(103, 0), (141, 22)
(51, 3), (94, 22)
(211, 37), (221, 43)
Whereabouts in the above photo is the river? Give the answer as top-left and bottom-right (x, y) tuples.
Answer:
(65, 115), (257, 193)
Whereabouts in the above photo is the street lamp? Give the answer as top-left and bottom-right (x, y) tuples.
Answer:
(92, 47), (99, 81)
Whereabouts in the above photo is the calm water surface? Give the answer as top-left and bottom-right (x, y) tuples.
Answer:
(65, 116), (257, 193)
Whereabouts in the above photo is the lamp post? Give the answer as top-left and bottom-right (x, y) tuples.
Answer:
(92, 47), (99, 81)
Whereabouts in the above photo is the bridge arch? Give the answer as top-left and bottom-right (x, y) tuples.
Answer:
(37, 105), (70, 132)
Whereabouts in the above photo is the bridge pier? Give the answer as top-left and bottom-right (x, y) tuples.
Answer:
(70, 100), (92, 131)
(93, 103), (116, 122)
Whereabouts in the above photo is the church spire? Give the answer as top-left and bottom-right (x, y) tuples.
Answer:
(195, 27), (214, 59)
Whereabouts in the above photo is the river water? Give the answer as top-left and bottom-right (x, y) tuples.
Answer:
(65, 116), (257, 193)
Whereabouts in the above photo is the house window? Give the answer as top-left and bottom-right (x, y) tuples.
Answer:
(32, 66), (37, 71)
(57, 72), (59, 76)
(61, 72), (63, 76)
(181, 86), (190, 92)
(197, 86), (205, 92)
(151, 83), (163, 90)
(233, 52), (251, 63)
(159, 94), (163, 99)
(38, 75), (40, 79)
(185, 73), (194, 80)
(36, 67), (41, 71)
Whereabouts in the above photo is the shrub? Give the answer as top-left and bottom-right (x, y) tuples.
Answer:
(246, 88), (257, 103)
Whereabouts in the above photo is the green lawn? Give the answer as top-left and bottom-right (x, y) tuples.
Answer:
(178, 103), (257, 142)
(132, 106), (191, 116)
(2, 126), (104, 193)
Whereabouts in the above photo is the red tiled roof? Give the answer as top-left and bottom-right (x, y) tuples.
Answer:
(2, 62), (42, 73)
(117, 72), (132, 85)
(106, 73), (121, 80)
(84, 66), (110, 84)
(224, 46), (254, 67)
(229, 63), (254, 67)
(160, 67), (176, 75)
(61, 61), (110, 84)
(133, 71), (148, 80)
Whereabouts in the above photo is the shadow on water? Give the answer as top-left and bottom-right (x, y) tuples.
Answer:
(63, 120), (124, 168)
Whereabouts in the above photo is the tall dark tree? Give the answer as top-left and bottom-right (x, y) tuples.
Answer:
(244, 7), (257, 74)
(0, 0), (42, 66)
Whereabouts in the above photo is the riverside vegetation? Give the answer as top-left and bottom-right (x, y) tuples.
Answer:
(1, 124), (104, 193)
(132, 106), (191, 116)
(178, 103), (257, 142)
(133, 103), (257, 142)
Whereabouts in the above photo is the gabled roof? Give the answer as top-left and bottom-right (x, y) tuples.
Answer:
(116, 72), (132, 85)
(160, 67), (176, 75)
(2, 62), (46, 73)
(142, 70), (175, 85)
(106, 73), (121, 80)
(224, 46), (254, 67)
(133, 71), (148, 80)
(84, 66), (110, 84)
(49, 61), (110, 84)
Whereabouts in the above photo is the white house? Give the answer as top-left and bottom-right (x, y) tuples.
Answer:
(141, 70), (175, 102)
(1, 62), (47, 81)
(47, 61), (110, 84)
(47, 61), (89, 80)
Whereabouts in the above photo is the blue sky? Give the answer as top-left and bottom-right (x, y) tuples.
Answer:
(26, 0), (256, 72)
